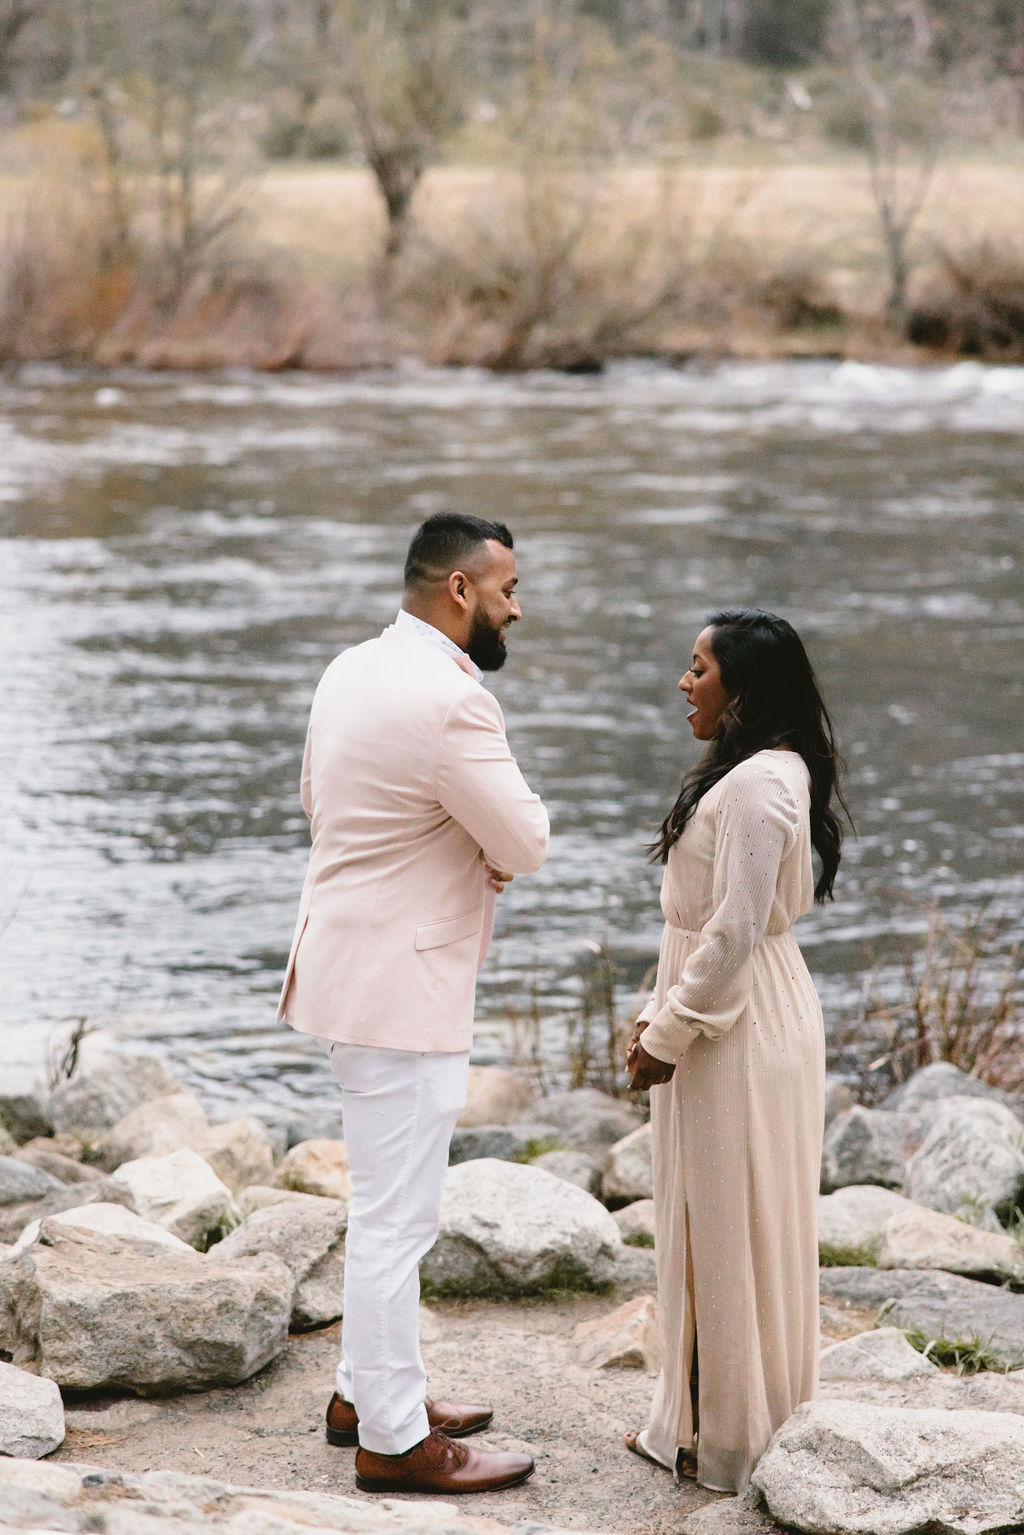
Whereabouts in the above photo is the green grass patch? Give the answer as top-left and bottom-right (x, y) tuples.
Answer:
(818, 1242), (878, 1268)
(624, 1232), (655, 1249)
(903, 1326), (1011, 1374)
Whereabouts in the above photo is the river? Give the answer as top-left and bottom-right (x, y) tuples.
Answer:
(1, 359), (1021, 1134)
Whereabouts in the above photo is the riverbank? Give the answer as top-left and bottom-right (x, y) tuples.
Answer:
(2, 155), (1023, 370)
(5, 1047), (1024, 1533)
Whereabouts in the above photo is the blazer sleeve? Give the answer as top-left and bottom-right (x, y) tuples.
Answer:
(435, 685), (549, 874)
(640, 763), (803, 1065)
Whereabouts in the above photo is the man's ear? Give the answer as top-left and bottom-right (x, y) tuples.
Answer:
(447, 569), (470, 610)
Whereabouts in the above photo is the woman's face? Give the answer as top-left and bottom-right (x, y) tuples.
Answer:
(679, 627), (736, 741)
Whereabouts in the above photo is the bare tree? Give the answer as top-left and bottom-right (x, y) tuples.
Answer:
(833, 0), (941, 332)
(334, 0), (467, 258)
(75, 0), (253, 295)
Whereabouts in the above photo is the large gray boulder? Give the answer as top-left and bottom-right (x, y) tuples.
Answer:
(449, 1122), (562, 1166)
(14, 1144), (103, 1185)
(818, 1185), (911, 1265)
(0, 1155), (65, 1205)
(50, 1054), (182, 1136)
(614, 1198), (656, 1246)
(0, 1456), (578, 1535)
(880, 1062), (1013, 1115)
(906, 1098), (1024, 1225)
(878, 1199), (1024, 1285)
(532, 1148), (602, 1195)
(0, 1361), (65, 1458)
(602, 1123), (653, 1204)
(820, 1106), (907, 1193)
(0, 1175), (138, 1247)
(819, 1266), (1024, 1371)
(818, 1184), (1024, 1283)
(94, 1091), (209, 1171)
(533, 1088), (644, 1157)
(818, 1327), (940, 1381)
(190, 1117), (275, 1193)
(9, 1200), (195, 1260)
(1, 1221), (293, 1393)
(107, 1147), (241, 1249)
(213, 1192), (347, 1330)
(752, 1399), (1024, 1535)
(422, 1158), (622, 1297)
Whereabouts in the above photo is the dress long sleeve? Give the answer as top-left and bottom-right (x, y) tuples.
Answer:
(640, 761), (803, 1065)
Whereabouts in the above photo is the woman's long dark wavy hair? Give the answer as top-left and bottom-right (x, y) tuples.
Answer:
(649, 609), (851, 901)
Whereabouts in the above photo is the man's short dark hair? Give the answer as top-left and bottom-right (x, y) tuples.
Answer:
(403, 513), (514, 590)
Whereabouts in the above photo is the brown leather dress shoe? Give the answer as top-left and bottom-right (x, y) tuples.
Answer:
(355, 1428), (534, 1494)
(325, 1392), (493, 1447)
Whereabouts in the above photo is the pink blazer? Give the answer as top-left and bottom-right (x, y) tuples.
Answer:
(277, 625), (549, 1052)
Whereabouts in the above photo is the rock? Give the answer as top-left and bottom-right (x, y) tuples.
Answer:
(819, 1326), (940, 1381)
(906, 1098), (1024, 1225)
(274, 1138), (352, 1202)
(820, 1106), (907, 1193)
(236, 1184), (296, 1216)
(457, 1065), (537, 1127)
(213, 1193), (347, 1330)
(1, 1222), (293, 1393)
(421, 1158), (623, 1297)
(824, 1075), (854, 1129)
(613, 1198), (656, 1247)
(0, 1176), (139, 1246)
(50, 1054), (182, 1136)
(613, 1242), (659, 1294)
(751, 1399), (1024, 1535)
(0, 1155), (66, 1205)
(0, 1457), (573, 1535)
(12, 1201), (196, 1257)
(602, 1123), (653, 1205)
(13, 1145), (103, 1185)
(0, 1124), (16, 1155)
(574, 1294), (660, 1371)
(818, 1184), (1024, 1283)
(0, 1074), (52, 1143)
(190, 1117), (275, 1192)
(94, 1091), (209, 1171)
(878, 1199), (1024, 1285)
(533, 1148), (602, 1195)
(108, 1148), (241, 1249)
(534, 1087), (644, 1157)
(819, 1267), (1024, 1371)
(681, 1494), (782, 1535)
(818, 1185), (913, 1264)
(449, 1122), (562, 1165)
(0, 1361), (65, 1457)
(880, 1062), (1013, 1115)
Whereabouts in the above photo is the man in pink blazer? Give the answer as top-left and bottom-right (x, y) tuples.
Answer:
(278, 513), (549, 1495)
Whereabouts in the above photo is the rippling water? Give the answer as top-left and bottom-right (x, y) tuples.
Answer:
(1, 360), (1022, 1132)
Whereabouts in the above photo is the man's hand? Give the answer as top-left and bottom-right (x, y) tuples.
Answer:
(626, 1026), (676, 1091)
(486, 866), (514, 894)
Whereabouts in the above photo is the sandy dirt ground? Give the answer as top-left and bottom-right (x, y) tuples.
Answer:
(54, 1290), (721, 1535)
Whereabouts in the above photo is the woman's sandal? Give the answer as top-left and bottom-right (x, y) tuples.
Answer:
(624, 1429), (698, 1480)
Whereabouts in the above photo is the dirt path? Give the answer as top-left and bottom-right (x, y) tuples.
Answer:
(55, 1292), (720, 1535)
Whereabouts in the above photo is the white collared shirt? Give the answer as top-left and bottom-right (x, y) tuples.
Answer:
(394, 608), (483, 683)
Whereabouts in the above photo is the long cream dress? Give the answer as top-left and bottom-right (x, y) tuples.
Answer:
(636, 749), (824, 1495)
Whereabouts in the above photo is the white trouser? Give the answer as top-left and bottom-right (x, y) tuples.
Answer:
(325, 1041), (469, 1456)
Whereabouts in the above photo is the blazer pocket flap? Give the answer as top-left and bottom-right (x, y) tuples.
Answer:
(415, 908), (482, 951)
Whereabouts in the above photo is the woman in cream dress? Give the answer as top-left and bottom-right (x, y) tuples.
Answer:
(626, 609), (848, 1496)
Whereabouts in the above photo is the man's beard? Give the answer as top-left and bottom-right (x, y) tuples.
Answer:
(466, 612), (508, 671)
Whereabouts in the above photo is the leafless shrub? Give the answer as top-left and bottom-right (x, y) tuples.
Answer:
(907, 239), (1024, 361)
(838, 905), (1024, 1101)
